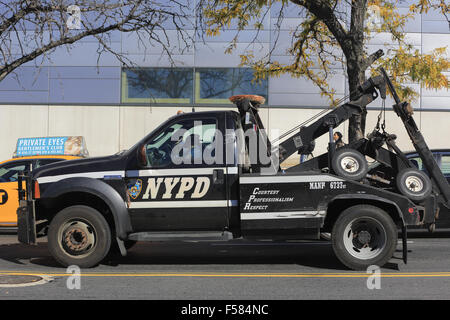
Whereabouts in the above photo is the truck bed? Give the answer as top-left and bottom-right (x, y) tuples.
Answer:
(238, 171), (422, 238)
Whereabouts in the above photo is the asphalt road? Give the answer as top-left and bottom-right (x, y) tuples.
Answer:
(1, 231), (450, 302)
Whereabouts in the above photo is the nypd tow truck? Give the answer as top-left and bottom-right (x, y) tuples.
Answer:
(16, 66), (450, 270)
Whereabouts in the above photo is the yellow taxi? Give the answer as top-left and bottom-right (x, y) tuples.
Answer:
(0, 136), (88, 229)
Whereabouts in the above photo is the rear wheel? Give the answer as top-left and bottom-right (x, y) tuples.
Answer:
(48, 205), (112, 268)
(331, 205), (398, 270)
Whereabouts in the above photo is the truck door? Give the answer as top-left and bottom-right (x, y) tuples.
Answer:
(126, 113), (229, 232)
(0, 160), (31, 227)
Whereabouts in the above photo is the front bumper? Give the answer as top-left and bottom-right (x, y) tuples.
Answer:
(17, 200), (36, 244)
(17, 173), (36, 245)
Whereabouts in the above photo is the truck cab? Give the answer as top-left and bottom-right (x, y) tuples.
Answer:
(123, 110), (241, 235)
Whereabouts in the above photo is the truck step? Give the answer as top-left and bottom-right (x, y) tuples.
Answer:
(127, 231), (233, 242)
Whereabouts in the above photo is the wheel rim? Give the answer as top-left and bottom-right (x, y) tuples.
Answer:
(58, 219), (97, 257)
(342, 217), (387, 260)
(340, 156), (360, 173)
(405, 175), (424, 193)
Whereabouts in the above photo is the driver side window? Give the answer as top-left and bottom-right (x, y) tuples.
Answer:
(144, 118), (219, 168)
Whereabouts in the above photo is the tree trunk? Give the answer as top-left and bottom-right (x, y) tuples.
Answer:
(347, 0), (368, 144)
(347, 58), (367, 143)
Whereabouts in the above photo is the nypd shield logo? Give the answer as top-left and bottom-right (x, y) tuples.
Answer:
(128, 179), (143, 200)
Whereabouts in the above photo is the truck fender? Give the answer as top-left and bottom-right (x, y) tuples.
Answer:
(325, 194), (406, 225)
(41, 177), (132, 240)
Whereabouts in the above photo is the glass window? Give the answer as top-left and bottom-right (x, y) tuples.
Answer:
(122, 68), (193, 104)
(195, 68), (268, 104)
(34, 159), (64, 169)
(408, 156), (424, 171)
(144, 118), (219, 167)
(121, 67), (268, 105)
(0, 161), (29, 183)
(440, 155), (450, 176)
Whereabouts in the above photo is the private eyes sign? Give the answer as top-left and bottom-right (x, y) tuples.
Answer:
(16, 137), (68, 156)
(14, 136), (86, 157)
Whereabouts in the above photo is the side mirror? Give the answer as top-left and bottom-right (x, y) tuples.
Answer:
(137, 144), (147, 167)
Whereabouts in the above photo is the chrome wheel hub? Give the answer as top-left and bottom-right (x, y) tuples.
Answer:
(341, 156), (359, 173)
(60, 220), (96, 256)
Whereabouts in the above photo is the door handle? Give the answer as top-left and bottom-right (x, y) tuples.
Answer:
(212, 169), (224, 184)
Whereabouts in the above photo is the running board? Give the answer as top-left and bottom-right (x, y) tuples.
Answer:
(127, 231), (233, 242)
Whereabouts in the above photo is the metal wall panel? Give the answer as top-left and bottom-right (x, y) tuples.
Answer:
(49, 78), (120, 104)
(0, 91), (49, 103)
(48, 42), (121, 66)
(0, 67), (49, 91)
(194, 42), (270, 68)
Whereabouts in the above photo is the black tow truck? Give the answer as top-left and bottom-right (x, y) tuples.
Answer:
(16, 67), (450, 270)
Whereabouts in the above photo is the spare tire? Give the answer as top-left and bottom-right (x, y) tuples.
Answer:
(331, 148), (368, 181)
(396, 168), (432, 202)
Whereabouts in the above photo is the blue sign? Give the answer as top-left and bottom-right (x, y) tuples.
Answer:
(15, 137), (69, 157)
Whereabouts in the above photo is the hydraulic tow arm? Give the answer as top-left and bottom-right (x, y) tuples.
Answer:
(229, 66), (450, 211)
(276, 74), (387, 163)
(379, 68), (450, 208)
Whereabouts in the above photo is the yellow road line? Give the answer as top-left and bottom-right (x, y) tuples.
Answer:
(2, 271), (450, 278)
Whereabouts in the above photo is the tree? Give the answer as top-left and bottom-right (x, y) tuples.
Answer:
(0, 0), (195, 82)
(200, 0), (449, 142)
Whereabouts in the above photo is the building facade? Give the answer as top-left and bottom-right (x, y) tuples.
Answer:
(0, 1), (448, 167)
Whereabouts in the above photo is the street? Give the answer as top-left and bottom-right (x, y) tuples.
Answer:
(1, 231), (450, 300)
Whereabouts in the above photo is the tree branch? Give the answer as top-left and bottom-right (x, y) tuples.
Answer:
(0, 1), (196, 82)
(289, 0), (352, 58)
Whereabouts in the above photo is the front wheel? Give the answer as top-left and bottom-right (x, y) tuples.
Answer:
(331, 205), (398, 270)
(48, 205), (112, 268)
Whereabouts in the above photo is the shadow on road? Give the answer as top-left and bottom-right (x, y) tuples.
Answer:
(104, 241), (352, 270)
(0, 240), (362, 271)
(407, 229), (450, 239)
(0, 234), (413, 271)
(0, 242), (60, 267)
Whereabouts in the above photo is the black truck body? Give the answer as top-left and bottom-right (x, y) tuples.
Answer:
(16, 68), (448, 270)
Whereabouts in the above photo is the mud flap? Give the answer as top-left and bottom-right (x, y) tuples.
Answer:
(402, 225), (407, 264)
(17, 200), (36, 245)
(116, 237), (127, 257)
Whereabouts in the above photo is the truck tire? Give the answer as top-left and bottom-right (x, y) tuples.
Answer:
(331, 148), (368, 181)
(48, 205), (112, 268)
(331, 205), (398, 270)
(396, 168), (432, 202)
